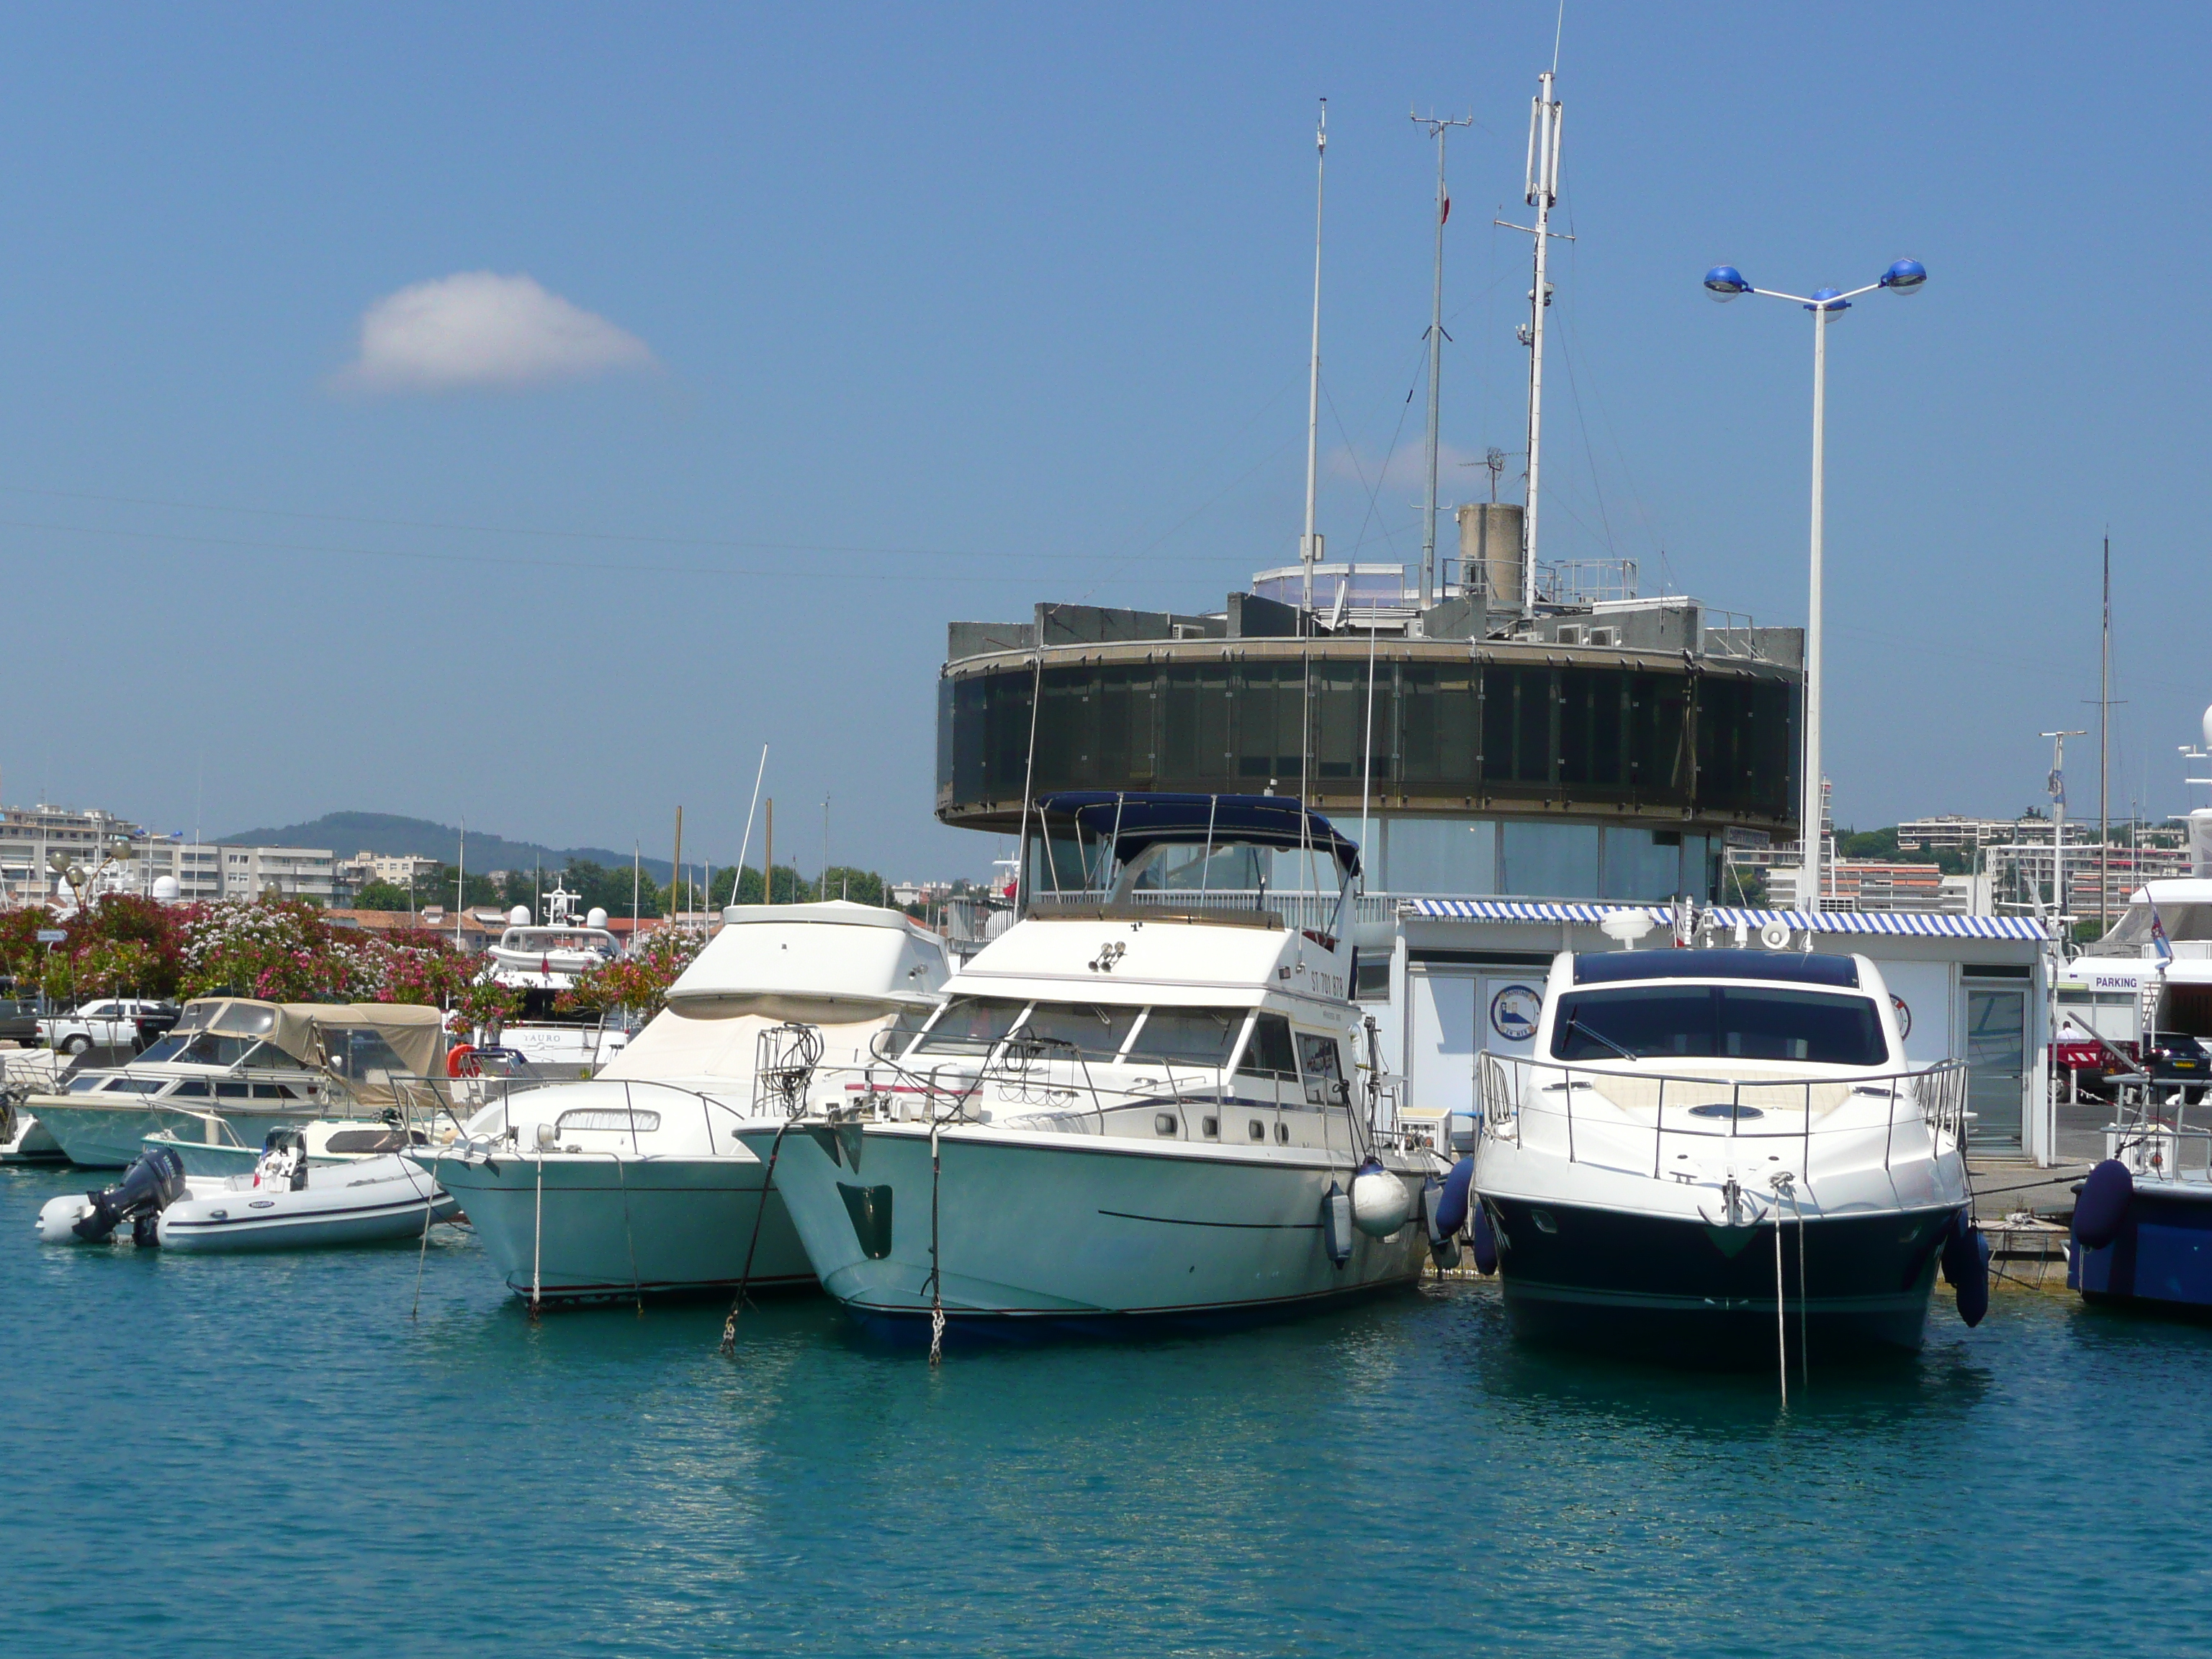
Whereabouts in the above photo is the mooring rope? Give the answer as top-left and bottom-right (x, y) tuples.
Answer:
(613, 1151), (642, 1316)
(927, 1117), (945, 1367)
(1773, 1203), (1788, 1408)
(530, 1142), (545, 1321)
(408, 1149), (442, 1321)
(719, 1120), (793, 1357)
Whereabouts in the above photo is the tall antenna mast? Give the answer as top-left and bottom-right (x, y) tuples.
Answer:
(1301, 101), (1327, 613)
(1522, 72), (1563, 619)
(1411, 109), (1475, 611)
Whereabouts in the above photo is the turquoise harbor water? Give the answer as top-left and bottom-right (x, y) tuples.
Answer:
(6, 1168), (2208, 1659)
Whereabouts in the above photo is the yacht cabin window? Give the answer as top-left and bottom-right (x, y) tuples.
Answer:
(1550, 985), (1888, 1067)
(1295, 1033), (1349, 1105)
(1235, 1014), (1298, 1081)
(1124, 1007), (1246, 1067)
(913, 996), (1029, 1056)
(1018, 1002), (1142, 1062)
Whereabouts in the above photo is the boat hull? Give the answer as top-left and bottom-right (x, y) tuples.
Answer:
(30, 1097), (320, 1170)
(2069, 1182), (2212, 1316)
(737, 1122), (1428, 1339)
(156, 1158), (459, 1252)
(1, 1112), (67, 1164)
(418, 1149), (814, 1303)
(1485, 1195), (1961, 1364)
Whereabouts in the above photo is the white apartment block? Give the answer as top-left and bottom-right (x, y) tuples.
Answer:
(0, 802), (333, 907)
(336, 850), (442, 891)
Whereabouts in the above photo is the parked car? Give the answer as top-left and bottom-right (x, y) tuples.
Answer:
(36, 998), (176, 1056)
(0, 996), (42, 1046)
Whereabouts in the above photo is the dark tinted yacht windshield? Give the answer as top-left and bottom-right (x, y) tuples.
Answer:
(1551, 984), (1887, 1067)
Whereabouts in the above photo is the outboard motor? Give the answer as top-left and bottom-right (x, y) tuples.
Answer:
(254, 1128), (310, 1192)
(37, 1145), (187, 1245)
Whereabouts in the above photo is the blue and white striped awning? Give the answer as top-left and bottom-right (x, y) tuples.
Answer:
(1401, 897), (2048, 941)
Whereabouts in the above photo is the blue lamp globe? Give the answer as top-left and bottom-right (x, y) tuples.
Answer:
(1881, 257), (1928, 295)
(1703, 265), (1750, 302)
(1806, 286), (1851, 315)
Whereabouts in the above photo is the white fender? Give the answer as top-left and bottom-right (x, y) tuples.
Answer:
(1350, 1166), (1412, 1238)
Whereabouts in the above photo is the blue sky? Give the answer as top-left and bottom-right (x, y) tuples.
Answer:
(1, 4), (2204, 879)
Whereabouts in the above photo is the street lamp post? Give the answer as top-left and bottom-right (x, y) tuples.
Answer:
(1704, 257), (1926, 912)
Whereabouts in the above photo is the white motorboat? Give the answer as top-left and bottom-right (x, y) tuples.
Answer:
(22, 998), (449, 1168)
(737, 793), (1435, 1343)
(1470, 945), (1982, 1366)
(1, 1049), (68, 1164)
(37, 1130), (456, 1251)
(419, 899), (950, 1305)
(473, 886), (634, 1074)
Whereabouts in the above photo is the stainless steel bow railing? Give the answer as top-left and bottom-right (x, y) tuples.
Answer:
(1477, 1052), (1969, 1182)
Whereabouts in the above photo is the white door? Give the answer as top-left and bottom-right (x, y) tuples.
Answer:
(1407, 968), (1478, 1123)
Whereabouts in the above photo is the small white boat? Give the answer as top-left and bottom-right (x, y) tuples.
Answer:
(37, 1132), (457, 1252)
(1, 1051), (67, 1164)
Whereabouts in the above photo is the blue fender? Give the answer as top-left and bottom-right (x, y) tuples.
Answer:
(1434, 1156), (1475, 1238)
(1471, 1202), (1498, 1275)
(2072, 1159), (2134, 1251)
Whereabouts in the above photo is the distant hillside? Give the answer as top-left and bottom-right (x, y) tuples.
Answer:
(219, 811), (675, 881)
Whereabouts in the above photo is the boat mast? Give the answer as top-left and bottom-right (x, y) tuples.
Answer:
(1412, 109), (1473, 612)
(1301, 101), (1326, 613)
(2100, 536), (2111, 934)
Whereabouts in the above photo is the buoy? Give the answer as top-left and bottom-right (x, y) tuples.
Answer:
(447, 1045), (480, 1079)
(1471, 1202), (1498, 1274)
(1349, 1159), (1412, 1238)
(1434, 1156), (1475, 1238)
(1321, 1182), (1353, 1267)
(2072, 1159), (2134, 1250)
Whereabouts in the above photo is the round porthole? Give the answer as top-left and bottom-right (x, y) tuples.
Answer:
(1688, 1103), (1764, 1121)
(1248, 1120), (1266, 1141)
(1276, 1123), (1290, 1145)
(1201, 1116), (1219, 1138)
(1154, 1112), (1178, 1136)
(1529, 1209), (1558, 1233)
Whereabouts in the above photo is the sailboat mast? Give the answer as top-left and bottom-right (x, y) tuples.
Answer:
(1301, 101), (1326, 613)
(2100, 536), (2111, 933)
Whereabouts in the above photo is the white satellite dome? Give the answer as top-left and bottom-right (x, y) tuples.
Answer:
(2202, 701), (2211, 750)
(151, 875), (181, 902)
(586, 907), (608, 928)
(508, 905), (531, 925)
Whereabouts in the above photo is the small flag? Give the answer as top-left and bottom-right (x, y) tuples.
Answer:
(2150, 895), (2174, 962)
(1440, 191), (1451, 225)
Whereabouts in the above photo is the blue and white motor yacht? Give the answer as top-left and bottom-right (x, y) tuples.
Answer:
(1472, 947), (1979, 1364)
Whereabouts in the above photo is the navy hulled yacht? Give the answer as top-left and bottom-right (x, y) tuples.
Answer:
(1473, 947), (1980, 1364)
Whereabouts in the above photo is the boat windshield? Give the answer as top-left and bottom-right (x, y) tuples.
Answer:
(1550, 985), (1887, 1066)
(135, 1032), (266, 1069)
(2090, 901), (2212, 953)
(912, 996), (1030, 1056)
(1017, 1002), (1142, 1062)
(1125, 1007), (1249, 1067)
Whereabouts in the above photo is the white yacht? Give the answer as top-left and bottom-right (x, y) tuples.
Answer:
(1472, 946), (1977, 1364)
(22, 999), (448, 1169)
(418, 900), (950, 1305)
(475, 885), (633, 1074)
(737, 793), (1434, 1341)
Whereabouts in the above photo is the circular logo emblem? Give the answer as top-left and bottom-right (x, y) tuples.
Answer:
(1490, 984), (1542, 1043)
(1891, 994), (1912, 1039)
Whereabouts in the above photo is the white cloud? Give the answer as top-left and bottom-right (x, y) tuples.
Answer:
(333, 271), (657, 394)
(1327, 440), (1491, 493)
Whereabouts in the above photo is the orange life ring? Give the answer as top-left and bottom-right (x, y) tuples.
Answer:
(447, 1044), (482, 1079)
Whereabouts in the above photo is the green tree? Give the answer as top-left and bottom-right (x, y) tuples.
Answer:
(352, 879), (416, 913)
